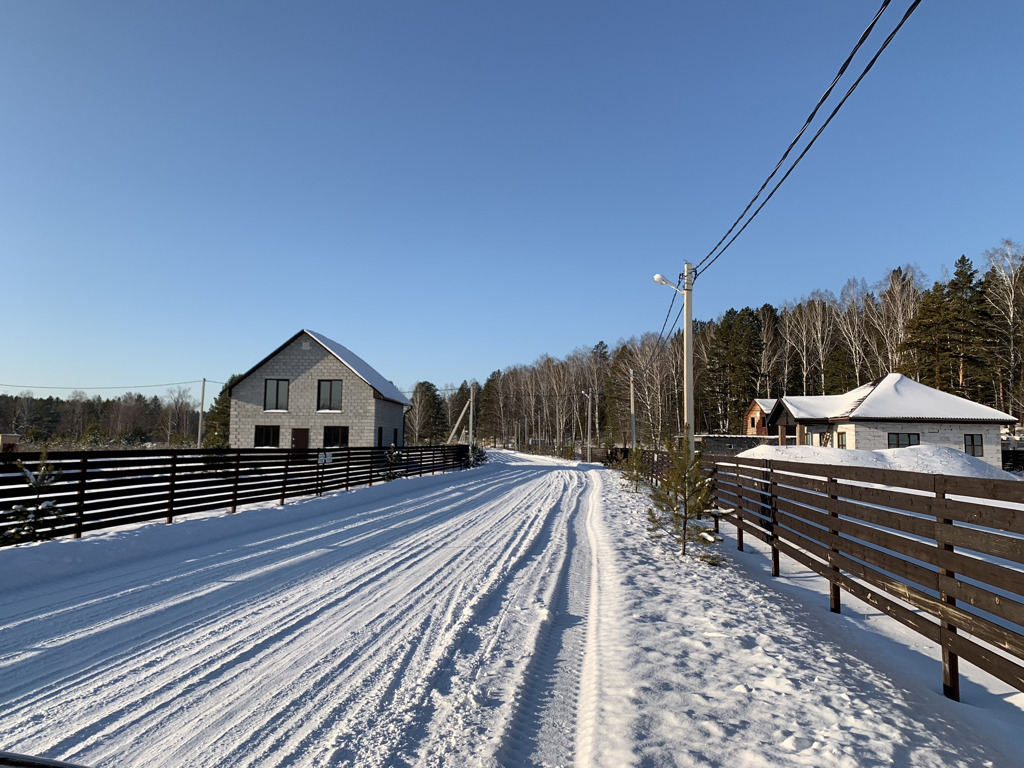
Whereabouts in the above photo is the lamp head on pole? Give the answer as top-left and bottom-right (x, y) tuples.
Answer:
(653, 273), (671, 286)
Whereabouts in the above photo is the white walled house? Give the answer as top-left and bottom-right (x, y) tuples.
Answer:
(765, 374), (1015, 469)
(229, 330), (413, 450)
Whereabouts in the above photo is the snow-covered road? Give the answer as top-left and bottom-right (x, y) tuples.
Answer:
(2, 451), (1022, 767)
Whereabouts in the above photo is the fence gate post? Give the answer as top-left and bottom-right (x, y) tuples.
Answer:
(281, 452), (290, 506)
(827, 476), (842, 614)
(230, 452), (241, 513)
(74, 456), (87, 539)
(935, 474), (960, 701)
(167, 453), (177, 525)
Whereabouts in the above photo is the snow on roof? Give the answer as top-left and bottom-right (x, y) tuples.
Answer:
(779, 374), (1015, 424)
(850, 373), (1013, 422)
(753, 398), (776, 412)
(305, 330), (412, 408)
(738, 443), (1018, 480)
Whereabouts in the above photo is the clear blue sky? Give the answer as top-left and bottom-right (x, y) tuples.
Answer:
(2, 1), (1021, 405)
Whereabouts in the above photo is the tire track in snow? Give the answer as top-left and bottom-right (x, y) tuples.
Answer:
(2, 467), (538, 706)
(3, 462), (576, 767)
(492, 466), (594, 768)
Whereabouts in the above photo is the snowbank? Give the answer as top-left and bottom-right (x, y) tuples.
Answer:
(736, 443), (1018, 481)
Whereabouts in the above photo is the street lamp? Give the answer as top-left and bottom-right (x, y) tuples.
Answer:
(581, 390), (592, 463)
(654, 263), (695, 460)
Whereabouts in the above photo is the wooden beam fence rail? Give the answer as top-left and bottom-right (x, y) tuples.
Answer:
(0, 445), (469, 544)
(701, 455), (1024, 701)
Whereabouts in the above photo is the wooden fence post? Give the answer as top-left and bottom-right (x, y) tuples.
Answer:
(281, 452), (290, 505)
(768, 461), (780, 577)
(230, 451), (240, 513)
(735, 462), (745, 552)
(166, 453), (177, 525)
(74, 456), (87, 539)
(827, 476), (841, 614)
(935, 474), (960, 701)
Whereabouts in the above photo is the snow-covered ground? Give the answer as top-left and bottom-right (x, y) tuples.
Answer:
(1, 450), (1021, 767)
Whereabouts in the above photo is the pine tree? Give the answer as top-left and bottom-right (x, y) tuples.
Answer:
(646, 436), (712, 556)
(202, 375), (242, 448)
(904, 282), (950, 389)
(945, 255), (989, 400)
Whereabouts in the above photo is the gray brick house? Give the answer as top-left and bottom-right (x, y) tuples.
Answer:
(229, 330), (412, 450)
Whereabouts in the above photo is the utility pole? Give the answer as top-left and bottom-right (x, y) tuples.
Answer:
(654, 264), (695, 461)
(683, 262), (695, 461)
(582, 390), (593, 463)
(629, 368), (636, 453)
(196, 377), (206, 448)
(468, 383), (475, 453)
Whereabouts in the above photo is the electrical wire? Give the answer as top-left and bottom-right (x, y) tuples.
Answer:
(696, 0), (922, 282)
(0, 380), (223, 393)
(662, 0), (922, 339)
(656, 271), (685, 341)
(693, 0), (894, 276)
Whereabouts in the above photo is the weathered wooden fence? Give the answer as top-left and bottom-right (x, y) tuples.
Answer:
(702, 455), (1024, 701)
(0, 445), (469, 544)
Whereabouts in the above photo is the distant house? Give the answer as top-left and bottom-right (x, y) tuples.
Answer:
(765, 373), (1015, 468)
(744, 399), (776, 436)
(229, 330), (413, 450)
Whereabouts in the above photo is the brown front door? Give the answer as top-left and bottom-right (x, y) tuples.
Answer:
(291, 428), (309, 450)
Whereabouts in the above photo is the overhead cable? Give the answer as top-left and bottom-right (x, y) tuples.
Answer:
(661, 0), (922, 339)
(0, 379), (222, 393)
(692, 0), (895, 276)
(695, 0), (922, 281)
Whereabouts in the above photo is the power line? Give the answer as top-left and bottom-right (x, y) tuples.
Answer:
(696, 0), (921, 282)
(0, 379), (223, 393)
(662, 0), (922, 339)
(656, 271), (685, 341)
(693, 0), (895, 276)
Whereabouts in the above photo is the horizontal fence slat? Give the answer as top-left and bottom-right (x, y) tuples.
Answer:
(706, 455), (1024, 697)
(1, 445), (468, 545)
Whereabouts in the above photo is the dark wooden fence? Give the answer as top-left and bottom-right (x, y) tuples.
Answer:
(702, 454), (1024, 701)
(0, 445), (469, 543)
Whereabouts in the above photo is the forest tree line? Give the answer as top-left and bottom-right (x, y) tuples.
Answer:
(0, 386), (204, 449)
(6, 239), (1020, 453)
(407, 238), (1024, 451)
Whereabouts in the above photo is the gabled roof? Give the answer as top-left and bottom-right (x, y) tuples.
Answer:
(232, 330), (413, 408)
(752, 398), (777, 413)
(769, 373), (1015, 425)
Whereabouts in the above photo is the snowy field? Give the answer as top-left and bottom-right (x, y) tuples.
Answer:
(1, 450), (1022, 767)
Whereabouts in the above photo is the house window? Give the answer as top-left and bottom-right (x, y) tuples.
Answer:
(888, 432), (920, 448)
(837, 432), (847, 449)
(393, 428), (398, 446)
(318, 380), (343, 411)
(377, 427), (383, 447)
(750, 416), (756, 429)
(254, 425), (280, 448)
(964, 434), (983, 457)
(324, 426), (349, 448)
(264, 379), (289, 411)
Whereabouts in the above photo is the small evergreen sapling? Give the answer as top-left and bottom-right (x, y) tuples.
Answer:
(1, 450), (67, 545)
(382, 444), (404, 482)
(618, 447), (648, 494)
(646, 437), (712, 556)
